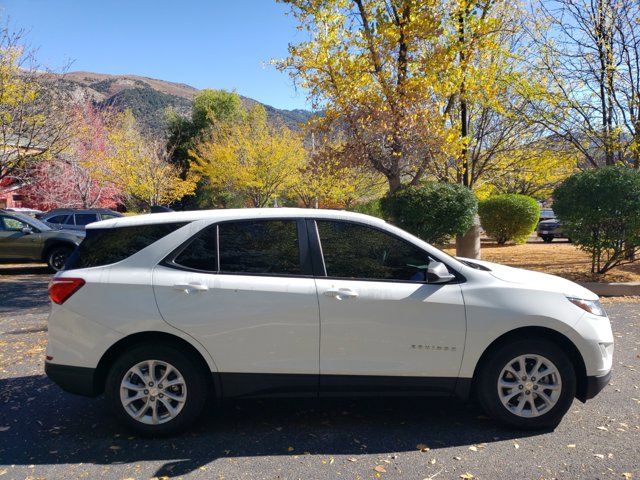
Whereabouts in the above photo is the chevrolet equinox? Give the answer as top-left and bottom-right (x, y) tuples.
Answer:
(45, 209), (613, 435)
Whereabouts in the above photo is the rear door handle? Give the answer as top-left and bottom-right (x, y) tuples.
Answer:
(324, 288), (359, 300)
(172, 283), (209, 294)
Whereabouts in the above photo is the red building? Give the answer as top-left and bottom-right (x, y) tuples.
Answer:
(0, 179), (27, 209)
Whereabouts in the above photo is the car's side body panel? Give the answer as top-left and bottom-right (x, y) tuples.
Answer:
(152, 266), (321, 393)
(316, 278), (466, 379)
(457, 276), (614, 378)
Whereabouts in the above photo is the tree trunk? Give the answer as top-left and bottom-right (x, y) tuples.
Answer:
(456, 214), (481, 259)
(387, 174), (402, 194)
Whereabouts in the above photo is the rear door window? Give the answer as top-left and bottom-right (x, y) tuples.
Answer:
(46, 214), (69, 225)
(65, 222), (187, 270)
(74, 213), (99, 226)
(218, 220), (301, 275)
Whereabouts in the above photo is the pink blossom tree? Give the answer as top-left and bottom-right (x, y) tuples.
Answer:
(23, 102), (122, 210)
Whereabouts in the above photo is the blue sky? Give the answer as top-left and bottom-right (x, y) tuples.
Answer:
(0, 0), (310, 110)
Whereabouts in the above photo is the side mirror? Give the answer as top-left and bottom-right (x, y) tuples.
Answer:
(427, 261), (456, 284)
(21, 226), (33, 235)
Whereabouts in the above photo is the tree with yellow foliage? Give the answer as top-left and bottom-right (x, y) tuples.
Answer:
(477, 143), (578, 201)
(279, 0), (551, 257)
(105, 110), (198, 208)
(276, 0), (452, 193)
(190, 105), (305, 208)
(0, 24), (70, 182)
(294, 133), (386, 208)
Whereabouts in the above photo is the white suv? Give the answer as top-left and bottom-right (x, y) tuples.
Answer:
(45, 208), (613, 435)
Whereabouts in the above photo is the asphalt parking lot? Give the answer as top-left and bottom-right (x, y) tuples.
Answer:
(0, 265), (638, 480)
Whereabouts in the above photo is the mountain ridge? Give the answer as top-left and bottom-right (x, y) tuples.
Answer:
(62, 71), (315, 134)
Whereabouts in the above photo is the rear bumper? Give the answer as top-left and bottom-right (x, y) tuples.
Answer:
(45, 362), (99, 397)
(578, 371), (611, 402)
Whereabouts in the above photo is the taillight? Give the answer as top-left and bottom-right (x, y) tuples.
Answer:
(48, 278), (85, 305)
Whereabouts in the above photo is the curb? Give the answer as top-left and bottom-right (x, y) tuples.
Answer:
(578, 281), (640, 297)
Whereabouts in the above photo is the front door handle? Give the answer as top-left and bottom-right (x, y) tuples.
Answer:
(324, 288), (359, 300)
(172, 283), (209, 294)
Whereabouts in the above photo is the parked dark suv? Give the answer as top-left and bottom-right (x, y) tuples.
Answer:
(0, 210), (84, 271)
(39, 208), (122, 231)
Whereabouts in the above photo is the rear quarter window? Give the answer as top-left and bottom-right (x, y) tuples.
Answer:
(65, 222), (187, 270)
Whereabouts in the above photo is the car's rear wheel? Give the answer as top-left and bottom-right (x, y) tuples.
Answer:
(46, 245), (73, 271)
(105, 344), (208, 436)
(541, 236), (553, 243)
(477, 339), (576, 429)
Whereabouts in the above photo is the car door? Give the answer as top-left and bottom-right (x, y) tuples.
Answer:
(0, 215), (41, 259)
(153, 218), (321, 398)
(310, 219), (467, 395)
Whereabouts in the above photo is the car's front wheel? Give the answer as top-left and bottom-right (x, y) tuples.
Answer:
(541, 235), (553, 243)
(46, 245), (73, 271)
(105, 344), (208, 436)
(477, 339), (576, 429)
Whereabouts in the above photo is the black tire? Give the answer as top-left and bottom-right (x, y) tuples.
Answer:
(541, 236), (553, 243)
(476, 339), (576, 430)
(46, 245), (73, 272)
(105, 343), (209, 437)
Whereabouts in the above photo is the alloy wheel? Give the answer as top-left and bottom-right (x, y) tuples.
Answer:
(119, 360), (187, 425)
(497, 354), (562, 418)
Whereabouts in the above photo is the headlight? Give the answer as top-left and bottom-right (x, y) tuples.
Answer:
(567, 297), (607, 317)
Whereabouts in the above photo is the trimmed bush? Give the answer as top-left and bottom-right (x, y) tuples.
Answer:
(478, 194), (540, 245)
(351, 198), (384, 219)
(553, 166), (640, 274)
(380, 182), (477, 245)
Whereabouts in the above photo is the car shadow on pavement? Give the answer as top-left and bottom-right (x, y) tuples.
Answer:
(0, 374), (546, 478)
(0, 278), (50, 313)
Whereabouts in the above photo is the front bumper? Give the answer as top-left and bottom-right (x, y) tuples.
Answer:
(578, 370), (611, 402)
(45, 362), (99, 397)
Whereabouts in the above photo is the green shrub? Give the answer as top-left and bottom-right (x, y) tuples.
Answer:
(553, 166), (640, 274)
(380, 182), (477, 245)
(478, 194), (540, 245)
(351, 198), (384, 219)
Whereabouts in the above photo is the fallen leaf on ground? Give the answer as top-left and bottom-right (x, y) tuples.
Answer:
(348, 458), (357, 462)
(469, 446), (478, 452)
(416, 443), (430, 452)
(593, 454), (604, 459)
(597, 426), (609, 431)
(460, 473), (474, 479)
(567, 444), (576, 448)
(374, 465), (387, 473)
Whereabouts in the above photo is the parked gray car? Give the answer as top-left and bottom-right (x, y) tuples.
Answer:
(39, 208), (122, 231)
(0, 210), (84, 271)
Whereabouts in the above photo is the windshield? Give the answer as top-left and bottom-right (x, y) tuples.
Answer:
(8, 212), (52, 231)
